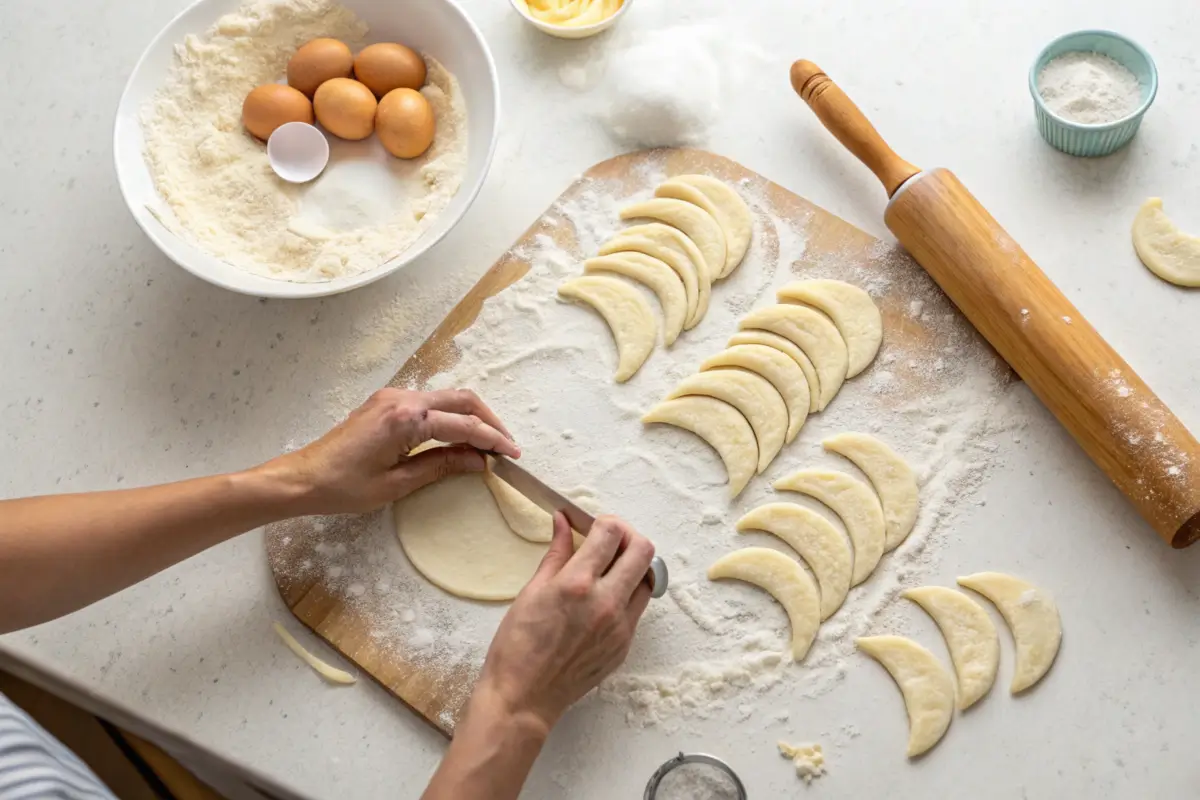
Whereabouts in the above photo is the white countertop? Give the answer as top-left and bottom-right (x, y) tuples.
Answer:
(3, 0), (1200, 797)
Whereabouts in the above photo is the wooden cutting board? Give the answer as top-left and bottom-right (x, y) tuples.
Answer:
(264, 147), (1003, 737)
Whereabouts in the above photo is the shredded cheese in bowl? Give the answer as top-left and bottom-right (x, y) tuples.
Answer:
(515, 0), (623, 28)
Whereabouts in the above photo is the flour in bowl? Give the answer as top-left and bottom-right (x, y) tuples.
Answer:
(140, 0), (469, 282)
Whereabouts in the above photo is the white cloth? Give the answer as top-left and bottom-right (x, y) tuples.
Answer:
(0, 692), (114, 799)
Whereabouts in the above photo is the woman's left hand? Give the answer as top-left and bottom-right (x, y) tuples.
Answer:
(262, 388), (520, 515)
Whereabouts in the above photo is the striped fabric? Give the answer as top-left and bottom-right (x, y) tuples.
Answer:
(0, 692), (114, 799)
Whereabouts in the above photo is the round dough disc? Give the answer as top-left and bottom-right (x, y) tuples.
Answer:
(394, 473), (548, 601)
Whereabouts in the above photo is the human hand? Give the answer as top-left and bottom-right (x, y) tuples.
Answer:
(261, 388), (520, 516)
(471, 513), (655, 736)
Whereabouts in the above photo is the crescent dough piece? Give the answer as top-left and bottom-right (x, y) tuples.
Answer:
(620, 198), (727, 286)
(773, 469), (885, 586)
(822, 432), (918, 551)
(395, 473), (548, 601)
(702, 345), (810, 443)
(902, 586), (1000, 710)
(739, 304), (848, 411)
(856, 636), (954, 757)
(272, 623), (357, 684)
(957, 572), (1062, 693)
(584, 253), (687, 346)
(484, 466), (553, 543)
(558, 275), (656, 382)
(729, 330), (820, 414)
(600, 227), (706, 328)
(603, 224), (710, 325)
(708, 547), (821, 660)
(657, 175), (752, 278)
(777, 280), (883, 377)
(668, 368), (788, 473)
(642, 396), (757, 497)
(737, 503), (852, 620)
(1131, 197), (1200, 287)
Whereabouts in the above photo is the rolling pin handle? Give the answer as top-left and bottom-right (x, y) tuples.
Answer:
(790, 60), (921, 197)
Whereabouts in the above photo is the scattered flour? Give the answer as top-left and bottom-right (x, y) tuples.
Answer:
(141, 0), (468, 282)
(268, 152), (1022, 738)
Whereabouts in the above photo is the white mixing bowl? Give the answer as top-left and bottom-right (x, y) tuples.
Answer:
(114, 0), (499, 298)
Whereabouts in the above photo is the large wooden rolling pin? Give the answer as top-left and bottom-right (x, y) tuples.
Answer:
(790, 60), (1200, 549)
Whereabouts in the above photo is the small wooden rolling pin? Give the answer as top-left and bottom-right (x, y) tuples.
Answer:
(790, 59), (1200, 548)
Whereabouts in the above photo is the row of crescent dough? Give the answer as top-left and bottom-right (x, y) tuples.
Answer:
(705, 433), (918, 658)
(557, 174), (753, 382)
(859, 573), (1062, 757)
(643, 280), (883, 496)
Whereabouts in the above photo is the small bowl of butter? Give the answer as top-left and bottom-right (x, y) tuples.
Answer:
(509, 0), (631, 39)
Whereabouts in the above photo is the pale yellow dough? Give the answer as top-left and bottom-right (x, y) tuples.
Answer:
(395, 473), (548, 601)
(777, 280), (882, 378)
(774, 468), (885, 586)
(958, 572), (1062, 693)
(737, 503), (851, 620)
(600, 223), (706, 328)
(584, 253), (687, 346)
(1131, 197), (1200, 287)
(857, 635), (954, 757)
(272, 622), (357, 685)
(702, 345), (810, 443)
(823, 432), (918, 551)
(558, 274), (656, 382)
(484, 466), (553, 543)
(656, 175), (752, 278)
(728, 329), (820, 413)
(620, 198), (726, 286)
(668, 367), (788, 473)
(708, 547), (821, 660)
(642, 395), (757, 497)
(903, 586), (999, 710)
(739, 304), (848, 411)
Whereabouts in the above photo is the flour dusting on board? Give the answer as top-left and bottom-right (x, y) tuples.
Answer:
(268, 152), (1017, 731)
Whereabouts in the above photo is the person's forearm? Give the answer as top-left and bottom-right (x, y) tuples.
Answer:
(0, 462), (308, 633)
(422, 684), (550, 800)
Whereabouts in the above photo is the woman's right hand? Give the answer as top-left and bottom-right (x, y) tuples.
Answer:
(473, 512), (656, 735)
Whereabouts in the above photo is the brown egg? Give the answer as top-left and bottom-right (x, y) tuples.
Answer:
(287, 38), (354, 97)
(242, 84), (314, 141)
(353, 43), (427, 97)
(313, 78), (377, 140)
(376, 88), (436, 159)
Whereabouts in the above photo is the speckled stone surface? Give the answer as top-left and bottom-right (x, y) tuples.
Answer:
(2, 1), (1199, 797)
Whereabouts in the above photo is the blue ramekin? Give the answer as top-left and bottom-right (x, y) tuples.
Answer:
(1029, 29), (1158, 157)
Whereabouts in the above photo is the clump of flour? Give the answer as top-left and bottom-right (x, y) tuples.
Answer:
(140, 0), (468, 282)
(594, 25), (770, 147)
(600, 29), (721, 147)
